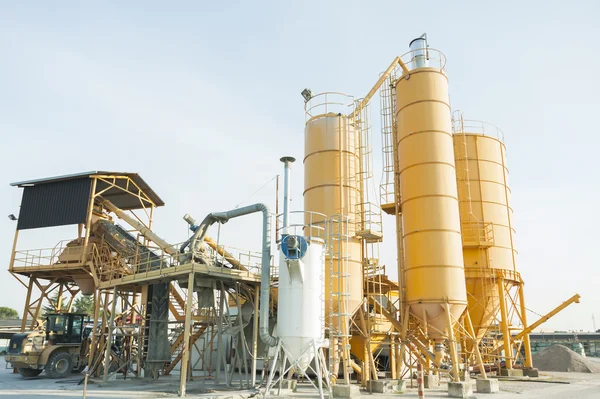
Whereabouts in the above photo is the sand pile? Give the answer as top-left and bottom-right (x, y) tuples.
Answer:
(532, 344), (600, 373)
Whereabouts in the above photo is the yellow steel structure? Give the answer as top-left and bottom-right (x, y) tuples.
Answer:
(452, 119), (532, 367)
(304, 93), (364, 383)
(304, 93), (363, 324)
(453, 121), (514, 338)
(394, 51), (467, 337)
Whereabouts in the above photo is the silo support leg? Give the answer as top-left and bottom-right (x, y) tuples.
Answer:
(465, 311), (487, 379)
(398, 307), (410, 376)
(497, 278), (512, 369)
(518, 284), (533, 368)
(443, 304), (460, 382)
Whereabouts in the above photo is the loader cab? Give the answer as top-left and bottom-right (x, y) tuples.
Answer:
(46, 313), (86, 345)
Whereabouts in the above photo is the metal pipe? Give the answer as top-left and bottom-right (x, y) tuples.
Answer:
(280, 156), (295, 233)
(102, 199), (176, 255)
(182, 214), (248, 271)
(182, 203), (277, 347)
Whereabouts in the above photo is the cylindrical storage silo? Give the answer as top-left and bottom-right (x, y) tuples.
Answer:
(304, 93), (363, 324)
(277, 234), (325, 372)
(395, 49), (467, 337)
(452, 121), (518, 339)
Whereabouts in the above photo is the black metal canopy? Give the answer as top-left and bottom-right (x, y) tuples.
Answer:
(11, 171), (164, 230)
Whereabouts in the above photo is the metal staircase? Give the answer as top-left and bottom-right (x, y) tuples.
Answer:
(169, 282), (186, 321)
(164, 323), (209, 375)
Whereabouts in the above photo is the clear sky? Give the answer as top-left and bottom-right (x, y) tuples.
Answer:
(1, 1), (598, 331)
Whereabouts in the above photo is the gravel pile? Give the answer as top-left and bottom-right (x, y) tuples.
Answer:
(533, 344), (600, 373)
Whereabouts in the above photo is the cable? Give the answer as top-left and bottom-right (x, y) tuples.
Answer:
(233, 175), (278, 209)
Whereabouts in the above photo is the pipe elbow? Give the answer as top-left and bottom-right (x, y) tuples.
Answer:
(260, 329), (278, 347)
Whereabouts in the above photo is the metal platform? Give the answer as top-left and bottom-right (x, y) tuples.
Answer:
(97, 261), (261, 290)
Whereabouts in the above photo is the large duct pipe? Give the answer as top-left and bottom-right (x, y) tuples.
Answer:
(182, 203), (277, 347)
(280, 156), (295, 233)
(102, 200), (176, 256)
(182, 214), (248, 271)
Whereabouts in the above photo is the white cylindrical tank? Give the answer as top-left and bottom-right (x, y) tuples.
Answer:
(277, 234), (325, 372)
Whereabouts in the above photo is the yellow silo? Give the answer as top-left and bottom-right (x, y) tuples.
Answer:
(394, 41), (467, 337)
(452, 120), (520, 341)
(303, 93), (363, 325)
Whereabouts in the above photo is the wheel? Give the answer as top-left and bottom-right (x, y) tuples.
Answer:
(18, 368), (42, 377)
(45, 352), (72, 378)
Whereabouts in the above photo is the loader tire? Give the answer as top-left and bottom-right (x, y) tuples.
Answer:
(45, 352), (72, 378)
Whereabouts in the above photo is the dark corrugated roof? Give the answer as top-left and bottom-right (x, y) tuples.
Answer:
(11, 171), (165, 209)
(17, 178), (91, 230)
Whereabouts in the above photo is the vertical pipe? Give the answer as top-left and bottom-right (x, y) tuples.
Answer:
(180, 272), (195, 396)
(280, 156), (296, 233)
(251, 285), (260, 386)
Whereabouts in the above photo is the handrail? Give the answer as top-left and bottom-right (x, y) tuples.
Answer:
(452, 118), (505, 143)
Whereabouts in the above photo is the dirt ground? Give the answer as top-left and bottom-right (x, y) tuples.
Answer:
(1, 359), (600, 398)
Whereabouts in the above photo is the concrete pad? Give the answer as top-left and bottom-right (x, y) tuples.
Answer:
(268, 388), (292, 395)
(499, 368), (524, 377)
(448, 381), (473, 398)
(424, 374), (439, 388)
(523, 368), (540, 377)
(366, 379), (399, 393)
(332, 384), (360, 398)
(476, 378), (499, 393)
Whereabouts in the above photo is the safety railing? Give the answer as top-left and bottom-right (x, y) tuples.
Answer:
(461, 221), (495, 248)
(356, 202), (383, 241)
(11, 239), (88, 270)
(464, 267), (522, 285)
(276, 210), (328, 244)
(95, 237), (263, 286)
(453, 118), (505, 143)
(399, 48), (446, 72)
(304, 92), (355, 120)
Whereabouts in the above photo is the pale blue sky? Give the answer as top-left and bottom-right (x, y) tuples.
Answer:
(1, 1), (598, 331)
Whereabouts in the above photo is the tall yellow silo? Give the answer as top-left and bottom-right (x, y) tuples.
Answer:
(452, 120), (521, 343)
(303, 93), (364, 325)
(394, 41), (467, 337)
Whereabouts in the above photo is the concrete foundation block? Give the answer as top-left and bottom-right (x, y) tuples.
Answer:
(499, 368), (523, 377)
(523, 368), (539, 377)
(366, 379), (399, 393)
(476, 378), (499, 393)
(448, 381), (473, 398)
(332, 384), (360, 398)
(366, 380), (385, 393)
(424, 374), (439, 388)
